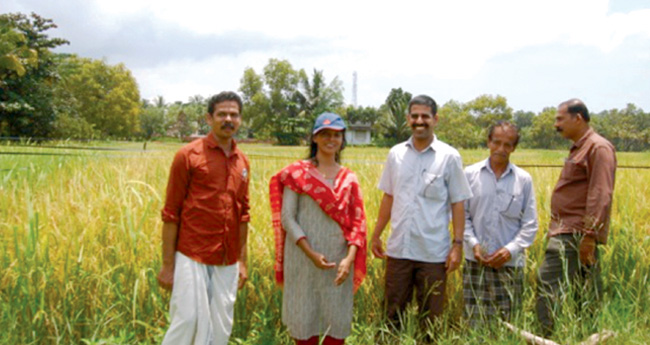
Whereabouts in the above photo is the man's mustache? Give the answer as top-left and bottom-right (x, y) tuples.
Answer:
(556, 127), (563, 133)
(221, 123), (235, 130)
(412, 124), (428, 129)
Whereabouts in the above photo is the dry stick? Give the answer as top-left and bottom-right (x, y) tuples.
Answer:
(578, 330), (616, 345)
(502, 322), (559, 345)
(502, 322), (616, 345)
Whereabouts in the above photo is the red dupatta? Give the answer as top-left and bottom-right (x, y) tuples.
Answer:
(269, 160), (367, 292)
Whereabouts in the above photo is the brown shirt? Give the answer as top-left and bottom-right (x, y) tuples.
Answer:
(549, 129), (616, 244)
(161, 134), (250, 265)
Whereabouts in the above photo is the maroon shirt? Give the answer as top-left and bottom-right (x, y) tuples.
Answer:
(161, 134), (250, 265)
(549, 129), (616, 244)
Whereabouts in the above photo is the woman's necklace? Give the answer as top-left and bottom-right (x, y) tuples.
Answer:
(317, 163), (341, 180)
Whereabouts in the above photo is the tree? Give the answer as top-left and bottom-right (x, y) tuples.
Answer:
(139, 102), (166, 141)
(50, 54), (97, 139)
(149, 95), (178, 135)
(0, 12), (68, 138)
(0, 16), (38, 78)
(54, 55), (141, 138)
(238, 59), (344, 144)
(239, 67), (271, 138)
(239, 67), (264, 101)
(264, 59), (306, 144)
(593, 104), (650, 151)
(153, 95), (166, 108)
(377, 88), (412, 145)
(466, 94), (513, 128)
(165, 101), (196, 139)
(437, 100), (483, 148)
(344, 105), (380, 126)
(185, 95), (207, 134)
(513, 110), (535, 130)
(175, 110), (196, 139)
(295, 69), (344, 121)
(525, 107), (566, 149)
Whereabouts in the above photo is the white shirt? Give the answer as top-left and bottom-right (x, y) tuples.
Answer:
(378, 136), (473, 263)
(463, 158), (539, 267)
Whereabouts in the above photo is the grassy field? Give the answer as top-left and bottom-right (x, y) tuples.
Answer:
(1, 142), (649, 344)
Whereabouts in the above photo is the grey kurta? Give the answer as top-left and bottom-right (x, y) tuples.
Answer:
(281, 185), (354, 340)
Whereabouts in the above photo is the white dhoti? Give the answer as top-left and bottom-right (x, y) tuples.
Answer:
(162, 252), (239, 345)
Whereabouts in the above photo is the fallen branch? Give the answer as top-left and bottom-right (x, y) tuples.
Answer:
(578, 330), (616, 345)
(502, 322), (559, 345)
(502, 321), (615, 345)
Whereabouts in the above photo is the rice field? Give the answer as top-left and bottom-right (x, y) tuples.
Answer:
(1, 142), (649, 344)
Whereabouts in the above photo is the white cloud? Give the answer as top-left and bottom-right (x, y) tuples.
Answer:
(93, 0), (650, 80)
(4, 0), (650, 110)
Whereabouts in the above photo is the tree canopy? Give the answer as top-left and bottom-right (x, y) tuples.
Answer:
(0, 12), (68, 138)
(53, 55), (141, 138)
(2, 11), (649, 152)
(239, 59), (344, 144)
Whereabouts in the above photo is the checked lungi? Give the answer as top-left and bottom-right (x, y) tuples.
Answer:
(463, 260), (523, 327)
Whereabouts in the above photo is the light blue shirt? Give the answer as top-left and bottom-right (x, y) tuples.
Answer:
(379, 136), (473, 263)
(463, 158), (539, 267)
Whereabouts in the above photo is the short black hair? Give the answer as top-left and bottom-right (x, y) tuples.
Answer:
(560, 98), (589, 122)
(408, 95), (438, 115)
(207, 91), (243, 115)
(488, 121), (520, 146)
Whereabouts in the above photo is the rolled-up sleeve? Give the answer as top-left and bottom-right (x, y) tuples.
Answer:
(239, 162), (251, 223)
(161, 150), (190, 223)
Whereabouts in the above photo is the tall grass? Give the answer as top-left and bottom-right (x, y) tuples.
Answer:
(1, 142), (649, 344)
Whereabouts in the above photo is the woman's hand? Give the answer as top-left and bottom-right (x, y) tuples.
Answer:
(297, 238), (335, 270)
(335, 256), (353, 285)
(309, 252), (336, 270)
(334, 245), (358, 285)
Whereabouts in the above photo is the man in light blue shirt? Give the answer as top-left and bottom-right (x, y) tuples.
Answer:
(371, 95), (473, 326)
(463, 121), (538, 326)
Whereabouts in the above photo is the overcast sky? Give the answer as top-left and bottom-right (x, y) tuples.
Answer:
(4, 0), (650, 113)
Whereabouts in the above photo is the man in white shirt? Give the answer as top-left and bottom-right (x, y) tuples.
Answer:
(463, 121), (538, 326)
(371, 94), (473, 326)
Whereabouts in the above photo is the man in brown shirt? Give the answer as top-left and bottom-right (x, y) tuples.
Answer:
(157, 91), (250, 345)
(536, 99), (616, 337)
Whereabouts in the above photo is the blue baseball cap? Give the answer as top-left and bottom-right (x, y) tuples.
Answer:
(313, 112), (347, 134)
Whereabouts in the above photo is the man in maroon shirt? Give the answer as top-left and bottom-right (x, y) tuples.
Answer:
(536, 99), (616, 337)
(157, 91), (250, 345)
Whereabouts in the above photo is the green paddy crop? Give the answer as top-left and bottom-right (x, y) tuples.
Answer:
(1, 142), (649, 344)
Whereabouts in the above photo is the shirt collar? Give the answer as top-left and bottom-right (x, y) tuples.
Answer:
(204, 132), (239, 156)
(482, 157), (514, 178)
(571, 128), (594, 151)
(406, 135), (438, 153)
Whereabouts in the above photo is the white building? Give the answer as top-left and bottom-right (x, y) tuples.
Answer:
(345, 122), (372, 145)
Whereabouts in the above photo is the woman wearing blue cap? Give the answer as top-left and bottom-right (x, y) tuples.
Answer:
(269, 113), (367, 345)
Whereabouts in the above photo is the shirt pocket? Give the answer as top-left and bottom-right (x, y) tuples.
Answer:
(191, 161), (215, 189)
(498, 191), (524, 219)
(192, 161), (209, 179)
(420, 172), (447, 201)
(560, 159), (587, 182)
